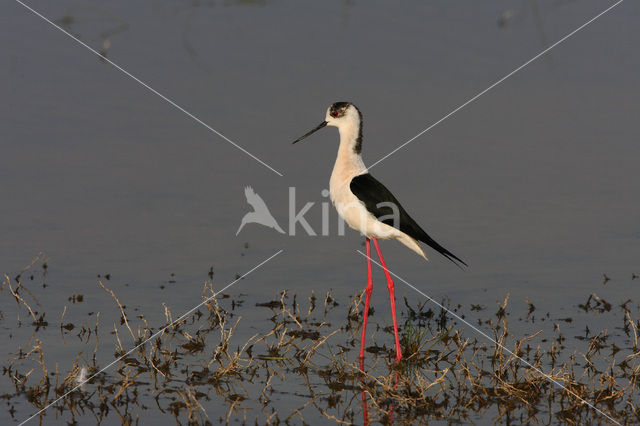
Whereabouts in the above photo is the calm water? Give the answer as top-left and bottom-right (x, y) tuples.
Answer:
(2, 0), (639, 423)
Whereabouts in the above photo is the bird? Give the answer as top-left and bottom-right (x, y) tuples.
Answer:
(236, 186), (285, 235)
(293, 102), (466, 362)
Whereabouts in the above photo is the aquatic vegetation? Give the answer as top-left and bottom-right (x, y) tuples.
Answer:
(1, 257), (639, 424)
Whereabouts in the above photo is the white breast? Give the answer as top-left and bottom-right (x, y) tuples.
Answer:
(329, 163), (400, 241)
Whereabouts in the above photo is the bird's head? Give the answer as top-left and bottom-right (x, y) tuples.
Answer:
(292, 102), (362, 145)
(325, 102), (361, 128)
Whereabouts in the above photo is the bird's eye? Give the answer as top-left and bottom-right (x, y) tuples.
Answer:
(330, 111), (339, 118)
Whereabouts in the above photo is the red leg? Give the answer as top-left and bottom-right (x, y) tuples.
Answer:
(359, 238), (374, 360)
(372, 238), (403, 362)
(359, 357), (370, 425)
(388, 372), (399, 423)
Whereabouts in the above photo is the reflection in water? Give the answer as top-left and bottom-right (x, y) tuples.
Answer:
(359, 357), (369, 426)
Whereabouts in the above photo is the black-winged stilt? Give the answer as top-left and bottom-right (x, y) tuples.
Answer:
(293, 102), (466, 362)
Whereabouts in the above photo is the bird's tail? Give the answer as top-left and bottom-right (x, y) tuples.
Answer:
(398, 233), (467, 269)
(421, 235), (467, 269)
(397, 234), (429, 262)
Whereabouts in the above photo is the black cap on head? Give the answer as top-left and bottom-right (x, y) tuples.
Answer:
(329, 102), (352, 118)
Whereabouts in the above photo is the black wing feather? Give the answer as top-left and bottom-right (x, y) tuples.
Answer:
(350, 173), (467, 267)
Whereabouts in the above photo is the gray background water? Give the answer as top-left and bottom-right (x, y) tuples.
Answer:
(2, 0), (639, 423)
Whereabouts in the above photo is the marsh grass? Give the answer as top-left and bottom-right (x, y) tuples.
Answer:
(1, 255), (639, 424)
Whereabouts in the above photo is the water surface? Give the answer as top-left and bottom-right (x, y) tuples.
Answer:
(2, 0), (639, 423)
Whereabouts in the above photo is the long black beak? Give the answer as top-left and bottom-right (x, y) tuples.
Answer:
(292, 121), (327, 144)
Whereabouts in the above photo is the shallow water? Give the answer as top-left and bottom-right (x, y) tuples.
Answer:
(2, 0), (639, 423)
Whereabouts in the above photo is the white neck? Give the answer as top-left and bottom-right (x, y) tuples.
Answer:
(331, 118), (367, 180)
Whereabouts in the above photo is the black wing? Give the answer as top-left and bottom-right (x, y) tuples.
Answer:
(350, 173), (467, 267)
